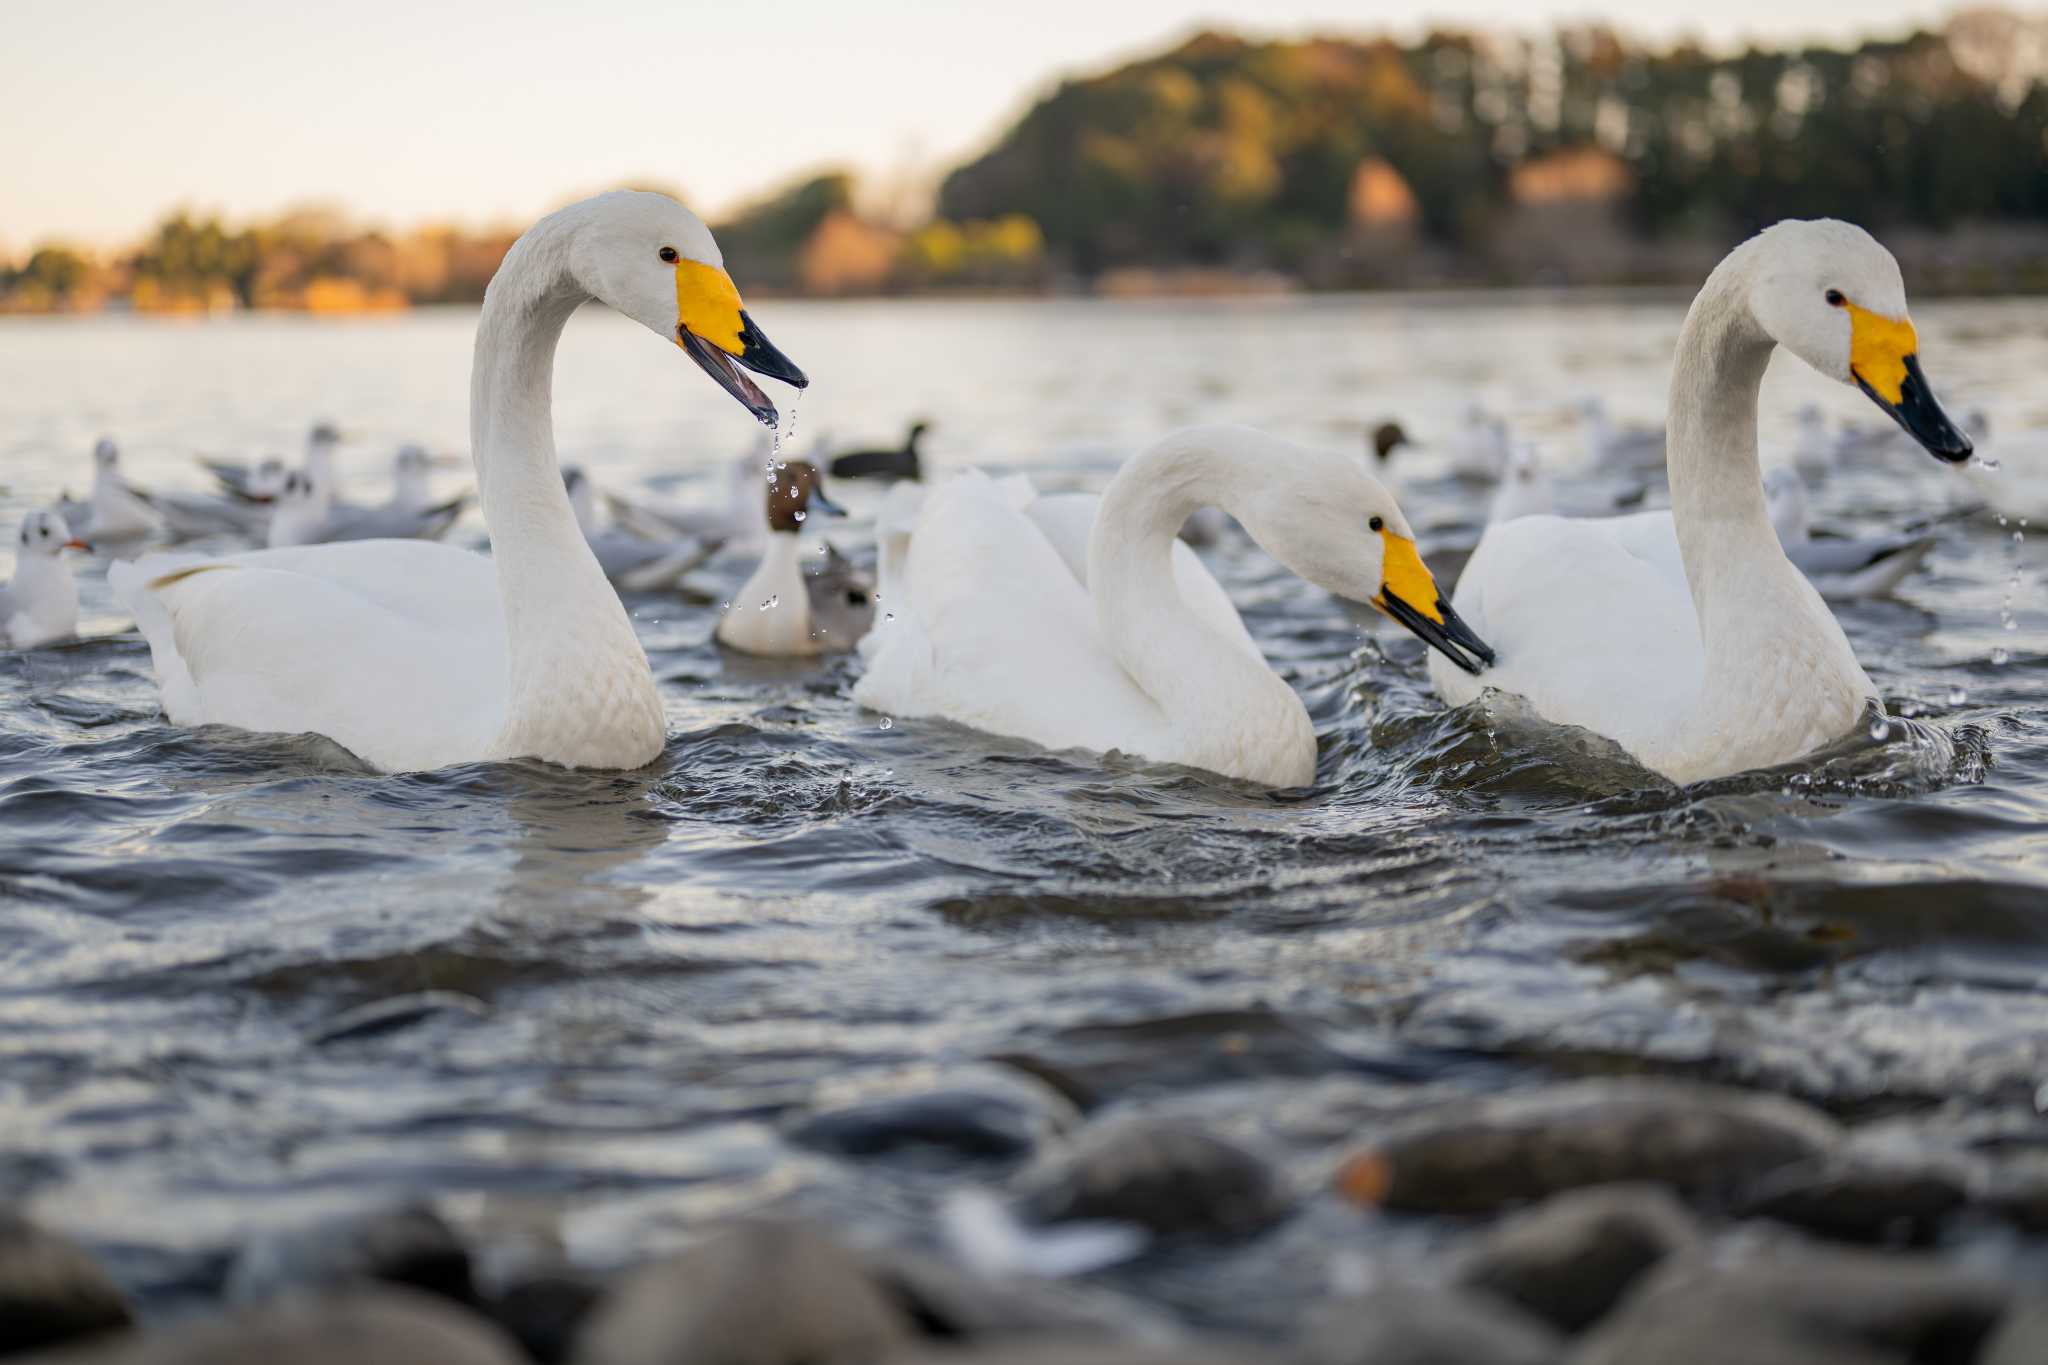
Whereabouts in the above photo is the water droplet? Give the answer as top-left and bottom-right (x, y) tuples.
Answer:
(1978, 456), (2002, 472)
(793, 510), (806, 523)
(883, 611), (895, 622)
(1868, 716), (1892, 741)
(2006, 619), (2019, 631)
(1948, 685), (1967, 706)
(1997, 515), (2010, 527)
(1992, 646), (2010, 666)
(759, 595), (779, 611)
(2015, 530), (2025, 545)
(878, 717), (894, 730)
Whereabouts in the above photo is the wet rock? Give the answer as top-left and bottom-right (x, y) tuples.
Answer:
(1012, 1119), (1293, 1243)
(0, 1211), (133, 1356)
(481, 1268), (605, 1365)
(1294, 1288), (1564, 1365)
(1453, 1184), (1698, 1333)
(1981, 1301), (2048, 1365)
(571, 1219), (914, 1365)
(1572, 1242), (2009, 1365)
(883, 1343), (1269, 1365)
(1735, 1161), (1968, 1247)
(993, 1008), (1403, 1111)
(225, 1204), (473, 1307)
(18, 1288), (523, 1364)
(792, 1088), (1069, 1162)
(864, 1247), (1179, 1343)
(1335, 1080), (1839, 1215)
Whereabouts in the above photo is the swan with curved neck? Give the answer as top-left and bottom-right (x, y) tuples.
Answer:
(110, 191), (806, 773)
(854, 425), (1491, 788)
(1431, 220), (1970, 782)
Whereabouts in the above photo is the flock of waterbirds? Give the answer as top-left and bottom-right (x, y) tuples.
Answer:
(0, 191), (2034, 790)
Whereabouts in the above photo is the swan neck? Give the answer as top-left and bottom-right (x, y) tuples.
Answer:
(470, 217), (663, 762)
(1088, 432), (1311, 784)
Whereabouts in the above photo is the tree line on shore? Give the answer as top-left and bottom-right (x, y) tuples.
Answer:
(7, 8), (2047, 312)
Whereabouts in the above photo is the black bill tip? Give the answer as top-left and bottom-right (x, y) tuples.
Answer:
(736, 311), (808, 390)
(681, 328), (778, 426)
(1856, 353), (1973, 464)
(1380, 587), (1494, 676)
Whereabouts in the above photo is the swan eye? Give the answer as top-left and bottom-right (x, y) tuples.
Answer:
(659, 246), (679, 264)
(1825, 289), (1845, 307)
(1369, 516), (1385, 532)
(846, 590), (868, 607)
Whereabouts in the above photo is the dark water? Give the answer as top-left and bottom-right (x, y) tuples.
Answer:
(1, 297), (2044, 1323)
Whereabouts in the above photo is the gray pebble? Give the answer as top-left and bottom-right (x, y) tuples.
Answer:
(14, 1288), (522, 1365)
(1013, 1119), (1293, 1243)
(0, 1211), (132, 1357)
(571, 1219), (914, 1365)
(1294, 1288), (1564, 1365)
(1454, 1184), (1697, 1333)
(1336, 1080), (1839, 1215)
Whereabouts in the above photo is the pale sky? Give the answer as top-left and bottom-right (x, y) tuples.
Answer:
(2, 0), (1966, 250)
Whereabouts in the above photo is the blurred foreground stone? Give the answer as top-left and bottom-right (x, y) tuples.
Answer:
(1453, 1183), (1698, 1333)
(0, 1211), (133, 1357)
(17, 1289), (521, 1365)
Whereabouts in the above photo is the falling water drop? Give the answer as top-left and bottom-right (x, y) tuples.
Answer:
(1868, 716), (1892, 742)
(1948, 684), (1968, 706)
(878, 717), (894, 731)
(884, 612), (895, 623)
(759, 595), (779, 611)
(1977, 456), (2002, 473)
(2015, 530), (2026, 545)
(1992, 646), (2010, 666)
(793, 510), (806, 523)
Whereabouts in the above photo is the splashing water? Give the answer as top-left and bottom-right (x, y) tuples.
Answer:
(759, 595), (779, 612)
(1948, 685), (1968, 706)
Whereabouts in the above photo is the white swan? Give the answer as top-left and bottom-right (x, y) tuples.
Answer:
(1763, 465), (1935, 600)
(854, 426), (1492, 787)
(714, 460), (875, 655)
(1, 511), (90, 647)
(1431, 221), (1972, 783)
(109, 191), (807, 772)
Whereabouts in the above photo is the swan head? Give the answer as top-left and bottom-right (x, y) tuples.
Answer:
(1370, 421), (1409, 462)
(17, 510), (90, 559)
(1744, 220), (1972, 463)
(561, 191), (807, 426)
(765, 461), (844, 533)
(1249, 454), (1493, 675)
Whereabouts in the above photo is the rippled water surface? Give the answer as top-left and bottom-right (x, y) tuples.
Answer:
(1, 296), (2045, 1319)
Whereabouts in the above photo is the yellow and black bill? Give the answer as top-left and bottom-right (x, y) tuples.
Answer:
(674, 260), (809, 426)
(1372, 531), (1494, 676)
(1845, 303), (1972, 463)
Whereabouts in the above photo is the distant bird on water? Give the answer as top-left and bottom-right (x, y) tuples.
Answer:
(829, 420), (928, 482)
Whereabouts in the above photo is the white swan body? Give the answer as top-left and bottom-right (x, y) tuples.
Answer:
(1433, 221), (1973, 782)
(2, 511), (88, 647)
(855, 426), (1488, 787)
(112, 190), (807, 772)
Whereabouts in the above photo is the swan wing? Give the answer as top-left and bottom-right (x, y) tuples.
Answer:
(1431, 511), (1703, 761)
(110, 540), (507, 771)
(853, 472), (1170, 759)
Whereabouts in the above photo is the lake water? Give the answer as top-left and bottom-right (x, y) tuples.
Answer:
(1, 295), (2045, 1323)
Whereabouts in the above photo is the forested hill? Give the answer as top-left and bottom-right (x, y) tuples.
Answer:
(937, 12), (2048, 278)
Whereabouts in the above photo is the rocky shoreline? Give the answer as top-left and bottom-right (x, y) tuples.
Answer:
(4, 1077), (2045, 1364)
